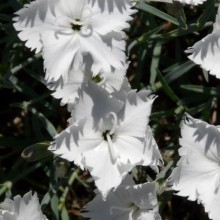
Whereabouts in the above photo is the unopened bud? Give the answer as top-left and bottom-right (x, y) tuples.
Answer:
(21, 141), (53, 162)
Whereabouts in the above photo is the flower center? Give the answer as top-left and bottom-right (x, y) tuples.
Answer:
(102, 130), (114, 141)
(71, 19), (82, 31)
(92, 75), (102, 83)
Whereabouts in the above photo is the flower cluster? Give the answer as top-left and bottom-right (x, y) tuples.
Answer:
(12, 0), (164, 218)
(8, 0), (220, 219)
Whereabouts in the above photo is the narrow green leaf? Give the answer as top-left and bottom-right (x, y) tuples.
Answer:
(0, 182), (12, 197)
(151, 106), (185, 119)
(136, 2), (179, 25)
(151, 23), (207, 40)
(165, 61), (195, 83)
(176, 8), (187, 29)
(202, 69), (209, 83)
(31, 108), (57, 138)
(31, 112), (45, 139)
(134, 47), (147, 87)
(9, 54), (42, 75)
(197, 0), (215, 28)
(61, 206), (69, 220)
(157, 160), (173, 180)
(51, 194), (59, 220)
(41, 192), (51, 210)
(156, 69), (180, 103)
(12, 161), (47, 183)
(127, 24), (164, 53)
(150, 42), (162, 85)
(24, 67), (46, 85)
(8, 75), (39, 98)
(187, 100), (212, 115)
(181, 85), (220, 96)
(177, 95), (207, 106)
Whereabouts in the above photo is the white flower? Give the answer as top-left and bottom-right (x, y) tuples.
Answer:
(47, 58), (128, 111)
(174, 0), (206, 5)
(134, 0), (206, 5)
(172, 0), (206, 4)
(49, 82), (162, 197)
(167, 114), (220, 220)
(82, 174), (161, 220)
(0, 191), (47, 220)
(186, 6), (220, 78)
(13, 0), (135, 82)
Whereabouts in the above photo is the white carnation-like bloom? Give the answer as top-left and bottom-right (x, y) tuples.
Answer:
(135, 0), (206, 5)
(13, 0), (135, 82)
(47, 58), (128, 111)
(49, 82), (162, 197)
(168, 114), (220, 220)
(186, 6), (220, 78)
(174, 0), (206, 4)
(82, 175), (161, 220)
(0, 191), (47, 220)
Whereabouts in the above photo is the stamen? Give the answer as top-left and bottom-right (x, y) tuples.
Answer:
(71, 19), (83, 31)
(106, 133), (117, 163)
(109, 112), (118, 136)
(102, 112), (119, 163)
(102, 130), (113, 141)
(214, 172), (220, 193)
(110, 205), (134, 215)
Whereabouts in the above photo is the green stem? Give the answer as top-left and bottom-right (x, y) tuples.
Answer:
(58, 169), (79, 210)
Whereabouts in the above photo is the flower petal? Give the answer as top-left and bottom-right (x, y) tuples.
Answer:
(142, 126), (163, 172)
(42, 32), (81, 82)
(116, 90), (155, 138)
(186, 6), (220, 78)
(115, 135), (145, 166)
(79, 32), (126, 75)
(49, 118), (102, 169)
(186, 33), (220, 78)
(168, 114), (220, 203)
(47, 68), (87, 109)
(71, 82), (123, 122)
(198, 179), (220, 220)
(84, 141), (126, 197)
(90, 0), (136, 35)
(13, 0), (58, 53)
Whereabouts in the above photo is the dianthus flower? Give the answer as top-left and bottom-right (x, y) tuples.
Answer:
(0, 191), (47, 220)
(135, 0), (206, 5)
(168, 114), (220, 220)
(13, 0), (135, 82)
(82, 175), (161, 220)
(49, 82), (162, 197)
